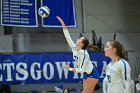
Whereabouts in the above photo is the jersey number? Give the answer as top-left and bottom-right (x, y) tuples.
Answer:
(107, 75), (111, 83)
(73, 56), (78, 61)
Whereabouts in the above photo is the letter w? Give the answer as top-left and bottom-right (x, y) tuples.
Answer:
(55, 62), (70, 79)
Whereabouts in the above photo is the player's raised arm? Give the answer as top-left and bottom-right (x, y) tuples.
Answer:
(56, 16), (75, 48)
(56, 16), (66, 30)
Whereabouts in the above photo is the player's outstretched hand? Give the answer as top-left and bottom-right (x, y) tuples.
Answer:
(64, 65), (70, 70)
(56, 16), (66, 30)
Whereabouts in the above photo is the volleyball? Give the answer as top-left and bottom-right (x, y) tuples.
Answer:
(38, 6), (50, 18)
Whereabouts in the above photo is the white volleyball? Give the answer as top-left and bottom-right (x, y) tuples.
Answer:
(38, 6), (50, 18)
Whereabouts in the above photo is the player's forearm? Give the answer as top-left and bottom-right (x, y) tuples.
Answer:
(56, 16), (66, 30)
(69, 68), (84, 73)
(69, 68), (76, 72)
(75, 68), (84, 73)
(61, 23), (66, 30)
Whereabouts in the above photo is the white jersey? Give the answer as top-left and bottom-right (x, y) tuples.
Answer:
(103, 77), (108, 93)
(131, 80), (135, 93)
(105, 58), (131, 93)
(136, 83), (140, 92)
(63, 29), (93, 74)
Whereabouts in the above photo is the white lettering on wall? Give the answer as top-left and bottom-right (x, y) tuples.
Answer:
(3, 63), (14, 81)
(92, 61), (98, 67)
(30, 62), (41, 80)
(55, 62), (70, 79)
(43, 62), (54, 80)
(0, 64), (3, 81)
(16, 62), (28, 80)
(100, 61), (108, 78)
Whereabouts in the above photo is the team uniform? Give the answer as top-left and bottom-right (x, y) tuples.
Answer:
(103, 58), (131, 93)
(136, 83), (140, 92)
(103, 77), (108, 93)
(63, 29), (99, 80)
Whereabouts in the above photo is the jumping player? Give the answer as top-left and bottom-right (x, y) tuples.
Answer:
(56, 16), (99, 93)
